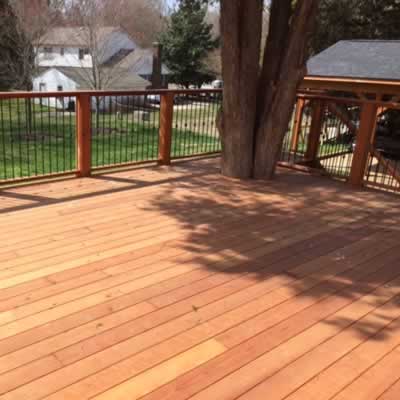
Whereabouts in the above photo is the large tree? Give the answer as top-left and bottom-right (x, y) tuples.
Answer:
(102, 0), (165, 48)
(160, 0), (219, 88)
(0, 0), (64, 91)
(312, 0), (400, 54)
(0, 0), (21, 90)
(219, 0), (319, 179)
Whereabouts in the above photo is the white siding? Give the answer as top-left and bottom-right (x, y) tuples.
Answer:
(36, 31), (137, 68)
(32, 69), (146, 112)
(37, 47), (92, 68)
(33, 69), (77, 109)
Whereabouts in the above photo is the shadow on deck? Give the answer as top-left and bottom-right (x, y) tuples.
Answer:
(0, 156), (400, 400)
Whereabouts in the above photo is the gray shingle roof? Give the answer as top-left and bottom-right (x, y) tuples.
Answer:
(40, 27), (119, 47)
(115, 48), (170, 75)
(307, 40), (400, 81)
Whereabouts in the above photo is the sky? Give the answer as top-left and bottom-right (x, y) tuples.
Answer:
(165, 0), (218, 11)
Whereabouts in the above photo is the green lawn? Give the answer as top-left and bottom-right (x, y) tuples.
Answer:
(0, 100), (221, 180)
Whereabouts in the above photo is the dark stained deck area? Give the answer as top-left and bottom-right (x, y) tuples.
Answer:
(0, 157), (400, 400)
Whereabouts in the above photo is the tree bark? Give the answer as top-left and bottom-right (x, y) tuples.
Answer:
(255, 0), (291, 128)
(219, 0), (319, 180)
(219, 0), (263, 178)
(253, 0), (319, 179)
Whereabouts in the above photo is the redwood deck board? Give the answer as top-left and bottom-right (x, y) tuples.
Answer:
(0, 157), (400, 400)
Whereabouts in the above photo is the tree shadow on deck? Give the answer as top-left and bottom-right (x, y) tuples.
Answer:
(143, 158), (400, 342)
(0, 157), (218, 214)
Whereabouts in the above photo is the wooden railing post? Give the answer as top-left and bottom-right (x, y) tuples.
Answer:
(158, 92), (174, 165)
(349, 103), (378, 187)
(305, 100), (324, 166)
(76, 94), (92, 177)
(291, 98), (305, 152)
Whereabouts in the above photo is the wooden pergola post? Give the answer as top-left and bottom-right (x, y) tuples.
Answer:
(291, 98), (305, 152)
(158, 92), (174, 165)
(76, 94), (92, 177)
(305, 100), (324, 166)
(349, 103), (378, 187)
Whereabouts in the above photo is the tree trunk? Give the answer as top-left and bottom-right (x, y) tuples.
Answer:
(219, 0), (263, 178)
(219, 0), (319, 180)
(253, 0), (319, 179)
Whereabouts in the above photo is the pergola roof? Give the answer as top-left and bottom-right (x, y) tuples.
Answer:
(307, 40), (400, 82)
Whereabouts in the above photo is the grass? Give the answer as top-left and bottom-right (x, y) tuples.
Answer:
(0, 100), (221, 181)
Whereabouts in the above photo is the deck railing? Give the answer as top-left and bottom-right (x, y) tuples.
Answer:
(0, 89), (222, 184)
(2, 80), (400, 194)
(280, 78), (400, 193)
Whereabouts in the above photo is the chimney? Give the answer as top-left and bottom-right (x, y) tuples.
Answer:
(151, 42), (163, 89)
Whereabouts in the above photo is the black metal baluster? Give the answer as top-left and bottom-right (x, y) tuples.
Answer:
(0, 100), (6, 180)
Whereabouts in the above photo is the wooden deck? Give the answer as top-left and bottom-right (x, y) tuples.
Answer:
(1, 156), (400, 400)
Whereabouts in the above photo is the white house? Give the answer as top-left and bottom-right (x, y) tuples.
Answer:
(33, 66), (150, 110)
(36, 27), (137, 69)
(33, 26), (170, 109)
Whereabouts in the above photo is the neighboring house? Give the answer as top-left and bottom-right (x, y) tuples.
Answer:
(33, 66), (150, 110)
(307, 40), (400, 81)
(33, 26), (170, 109)
(113, 48), (170, 87)
(36, 26), (137, 69)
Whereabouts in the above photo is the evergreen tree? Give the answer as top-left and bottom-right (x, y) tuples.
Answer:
(159, 0), (218, 88)
(0, 0), (29, 90)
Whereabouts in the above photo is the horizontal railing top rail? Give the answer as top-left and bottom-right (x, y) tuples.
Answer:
(0, 88), (223, 100)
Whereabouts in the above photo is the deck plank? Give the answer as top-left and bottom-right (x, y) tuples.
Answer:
(0, 157), (399, 400)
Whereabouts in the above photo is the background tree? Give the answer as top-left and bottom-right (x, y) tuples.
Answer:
(219, 0), (319, 179)
(312, 0), (400, 53)
(0, 0), (64, 135)
(0, 0), (63, 91)
(159, 0), (219, 88)
(63, 0), (129, 91)
(203, 5), (269, 80)
(0, 0), (28, 90)
(105, 0), (166, 48)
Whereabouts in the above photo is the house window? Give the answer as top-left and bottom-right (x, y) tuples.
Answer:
(43, 47), (53, 59)
(60, 48), (65, 56)
(79, 48), (89, 60)
(39, 83), (46, 91)
(57, 85), (63, 91)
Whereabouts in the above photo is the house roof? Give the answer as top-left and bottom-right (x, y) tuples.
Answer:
(307, 40), (400, 82)
(114, 48), (170, 75)
(38, 66), (151, 90)
(39, 26), (120, 47)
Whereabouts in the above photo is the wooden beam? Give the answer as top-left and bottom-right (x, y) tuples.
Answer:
(291, 98), (305, 152)
(356, 93), (369, 102)
(158, 92), (174, 165)
(304, 100), (324, 165)
(327, 103), (357, 134)
(76, 94), (92, 177)
(349, 103), (378, 186)
(370, 148), (400, 187)
(302, 76), (400, 96)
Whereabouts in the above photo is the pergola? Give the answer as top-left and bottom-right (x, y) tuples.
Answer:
(287, 41), (400, 190)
